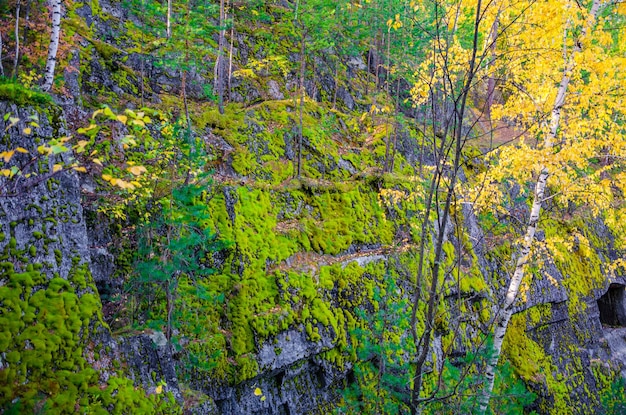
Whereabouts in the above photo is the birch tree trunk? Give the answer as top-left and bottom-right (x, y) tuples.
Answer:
(476, 1), (603, 412)
(0, 31), (5, 77)
(42, 0), (62, 92)
(13, 0), (21, 78)
(166, 0), (172, 39)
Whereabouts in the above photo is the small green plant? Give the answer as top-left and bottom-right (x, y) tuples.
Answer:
(336, 273), (413, 414)
(129, 176), (230, 375)
(336, 271), (537, 415)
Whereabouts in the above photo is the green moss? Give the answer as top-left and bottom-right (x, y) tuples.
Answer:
(0, 81), (54, 107)
(54, 249), (63, 266)
(504, 313), (570, 414)
(232, 147), (259, 176)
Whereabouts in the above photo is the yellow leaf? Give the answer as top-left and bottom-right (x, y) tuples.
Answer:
(254, 387), (262, 396)
(73, 166), (87, 173)
(102, 173), (113, 182)
(16, 147), (28, 154)
(155, 385), (163, 394)
(1, 150), (15, 162)
(260, 396), (266, 402)
(117, 114), (128, 124)
(116, 179), (135, 190)
(23, 127), (32, 135)
(127, 165), (148, 176)
(92, 158), (103, 166)
(0, 169), (11, 177)
(74, 140), (89, 153)
(53, 164), (63, 173)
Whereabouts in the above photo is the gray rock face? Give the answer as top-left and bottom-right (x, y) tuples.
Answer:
(257, 326), (335, 372)
(0, 101), (182, 409)
(0, 102), (90, 279)
(268, 80), (285, 100)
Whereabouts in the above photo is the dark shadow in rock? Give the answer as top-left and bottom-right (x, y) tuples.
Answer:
(598, 283), (626, 327)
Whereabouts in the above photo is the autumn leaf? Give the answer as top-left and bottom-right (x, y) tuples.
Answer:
(16, 147), (28, 154)
(53, 164), (63, 173)
(116, 179), (136, 190)
(254, 387), (262, 396)
(1, 150), (15, 163)
(155, 384), (163, 394)
(127, 165), (148, 176)
(23, 127), (32, 135)
(74, 140), (90, 153)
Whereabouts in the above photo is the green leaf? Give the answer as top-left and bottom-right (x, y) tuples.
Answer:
(50, 144), (68, 155)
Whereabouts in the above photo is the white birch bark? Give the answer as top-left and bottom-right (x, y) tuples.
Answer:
(41, 0), (62, 92)
(0, 30), (5, 77)
(13, 0), (21, 78)
(476, 1), (603, 412)
(166, 0), (171, 39)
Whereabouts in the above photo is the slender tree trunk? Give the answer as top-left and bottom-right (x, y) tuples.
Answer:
(42, 0), (61, 91)
(22, 0), (31, 46)
(366, 48), (372, 96)
(476, 1), (603, 412)
(410, 0), (483, 410)
(13, 0), (21, 78)
(332, 58), (338, 110)
(389, 80), (401, 172)
(386, 28), (391, 95)
(139, 0), (145, 107)
(485, 13), (499, 119)
(373, 31), (378, 89)
(227, 9), (234, 100)
(0, 31), (5, 77)
(166, 0), (172, 39)
(383, 112), (391, 172)
(217, 0), (226, 114)
(181, 68), (192, 138)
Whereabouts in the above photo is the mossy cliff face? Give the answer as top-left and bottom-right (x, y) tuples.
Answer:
(2, 0), (625, 412)
(483, 191), (626, 414)
(0, 102), (179, 414)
